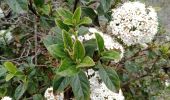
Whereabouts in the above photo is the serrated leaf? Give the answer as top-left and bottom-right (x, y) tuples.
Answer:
(62, 30), (73, 50)
(101, 50), (120, 60)
(47, 44), (68, 59)
(77, 56), (95, 68)
(57, 58), (79, 76)
(71, 71), (90, 100)
(5, 73), (14, 81)
(55, 19), (69, 31)
(98, 63), (120, 92)
(6, 0), (28, 14)
(78, 17), (92, 26)
(4, 61), (17, 74)
(95, 33), (104, 52)
(73, 40), (85, 61)
(73, 7), (81, 24)
(53, 76), (71, 92)
(57, 8), (73, 19)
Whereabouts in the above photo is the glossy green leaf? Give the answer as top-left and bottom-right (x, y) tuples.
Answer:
(4, 61), (17, 74)
(73, 7), (81, 24)
(57, 8), (73, 19)
(6, 0), (28, 13)
(56, 58), (79, 76)
(77, 56), (95, 68)
(98, 63), (120, 92)
(53, 76), (71, 92)
(95, 33), (104, 52)
(5, 73), (14, 81)
(63, 19), (74, 26)
(101, 51), (120, 60)
(73, 40), (85, 61)
(62, 30), (73, 50)
(78, 17), (92, 26)
(55, 19), (69, 31)
(71, 71), (90, 100)
(47, 44), (67, 59)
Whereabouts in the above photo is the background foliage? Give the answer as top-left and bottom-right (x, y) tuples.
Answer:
(0, 0), (170, 100)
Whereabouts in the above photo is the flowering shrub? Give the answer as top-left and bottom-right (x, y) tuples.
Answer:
(0, 0), (170, 100)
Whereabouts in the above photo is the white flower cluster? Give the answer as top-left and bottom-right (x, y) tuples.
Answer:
(76, 28), (124, 62)
(0, 30), (13, 44)
(110, 1), (158, 46)
(1, 96), (12, 100)
(44, 87), (64, 100)
(86, 69), (125, 100)
(0, 8), (4, 18)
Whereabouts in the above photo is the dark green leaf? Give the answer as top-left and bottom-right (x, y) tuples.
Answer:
(73, 40), (85, 61)
(77, 56), (95, 68)
(71, 71), (90, 100)
(57, 58), (79, 76)
(84, 39), (97, 57)
(47, 44), (68, 59)
(34, 0), (44, 7)
(33, 94), (43, 100)
(95, 33), (104, 52)
(57, 8), (73, 19)
(55, 19), (69, 31)
(73, 7), (81, 24)
(0, 66), (7, 77)
(97, 0), (113, 15)
(53, 76), (71, 92)
(4, 61), (17, 74)
(14, 83), (28, 100)
(101, 50), (120, 60)
(62, 30), (73, 50)
(98, 63), (120, 92)
(6, 0), (28, 13)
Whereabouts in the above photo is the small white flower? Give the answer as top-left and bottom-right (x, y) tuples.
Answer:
(86, 69), (125, 100)
(1, 96), (12, 100)
(0, 30), (13, 44)
(110, 1), (158, 46)
(0, 8), (4, 18)
(44, 87), (55, 100)
(165, 80), (170, 87)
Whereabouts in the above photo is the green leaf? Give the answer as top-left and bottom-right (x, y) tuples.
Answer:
(53, 76), (71, 92)
(78, 17), (92, 26)
(101, 51), (120, 60)
(39, 4), (51, 15)
(47, 44), (68, 59)
(73, 40), (85, 61)
(71, 71), (90, 100)
(6, 0), (28, 14)
(98, 63), (120, 92)
(57, 58), (79, 76)
(63, 19), (74, 26)
(57, 8), (73, 19)
(14, 83), (28, 100)
(33, 94), (43, 100)
(95, 33), (104, 52)
(97, 0), (113, 15)
(34, 0), (44, 7)
(77, 56), (95, 68)
(55, 19), (69, 31)
(73, 7), (81, 24)
(4, 61), (17, 74)
(62, 30), (73, 50)
(0, 66), (7, 77)
(84, 39), (97, 57)
(5, 73), (14, 81)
